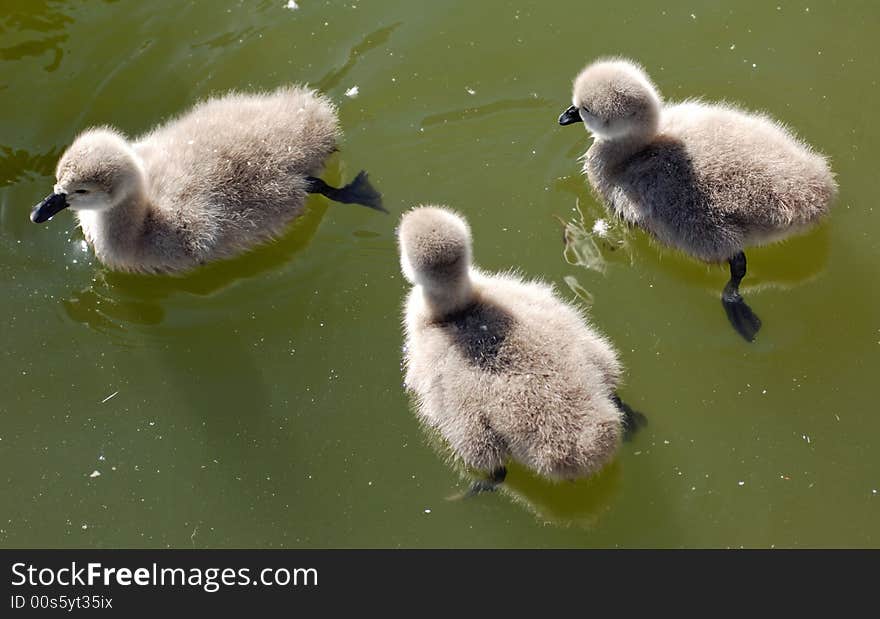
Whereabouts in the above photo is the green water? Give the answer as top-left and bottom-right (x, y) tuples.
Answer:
(1, 0), (878, 548)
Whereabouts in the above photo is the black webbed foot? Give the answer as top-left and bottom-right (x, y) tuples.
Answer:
(306, 171), (386, 213)
(613, 394), (647, 442)
(722, 289), (762, 343)
(722, 251), (762, 342)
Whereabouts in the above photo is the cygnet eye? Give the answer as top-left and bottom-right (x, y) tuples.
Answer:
(74, 189), (89, 194)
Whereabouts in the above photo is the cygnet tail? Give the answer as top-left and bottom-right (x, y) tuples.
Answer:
(306, 171), (386, 213)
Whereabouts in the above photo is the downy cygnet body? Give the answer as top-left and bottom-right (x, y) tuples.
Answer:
(31, 85), (384, 273)
(399, 206), (644, 492)
(559, 58), (837, 341)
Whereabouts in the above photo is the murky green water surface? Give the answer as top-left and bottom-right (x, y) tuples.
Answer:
(1, 0), (878, 548)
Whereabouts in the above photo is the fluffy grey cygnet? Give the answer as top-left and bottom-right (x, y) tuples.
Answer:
(559, 58), (837, 341)
(31, 85), (384, 274)
(398, 206), (644, 493)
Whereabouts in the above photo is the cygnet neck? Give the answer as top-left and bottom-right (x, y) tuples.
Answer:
(421, 274), (475, 320)
(593, 126), (656, 167)
(79, 171), (149, 264)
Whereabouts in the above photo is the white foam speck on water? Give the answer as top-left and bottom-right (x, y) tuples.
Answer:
(344, 85), (359, 98)
(465, 87), (476, 95)
(81, 524), (88, 530)
(737, 481), (745, 487)
(592, 218), (610, 237)
(101, 391), (118, 404)
(423, 508), (431, 514)
(284, 0), (299, 9)
(89, 470), (101, 478)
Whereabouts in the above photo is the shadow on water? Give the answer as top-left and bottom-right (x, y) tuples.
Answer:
(314, 22), (401, 93)
(191, 27), (258, 51)
(421, 96), (549, 131)
(155, 326), (277, 476)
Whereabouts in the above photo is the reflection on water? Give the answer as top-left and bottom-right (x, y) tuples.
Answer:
(726, 225), (831, 295)
(0, 145), (63, 187)
(1, 0), (73, 33)
(0, 34), (65, 71)
(557, 192), (631, 275)
(562, 215), (607, 274)
(562, 275), (594, 306)
(501, 460), (620, 529)
(63, 286), (164, 337)
(554, 170), (831, 296)
(0, 0), (74, 71)
(422, 422), (621, 528)
(61, 191), (330, 332)
(635, 222), (832, 296)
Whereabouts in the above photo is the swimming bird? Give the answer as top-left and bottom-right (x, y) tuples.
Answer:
(398, 206), (644, 493)
(30, 85), (384, 274)
(558, 58), (837, 341)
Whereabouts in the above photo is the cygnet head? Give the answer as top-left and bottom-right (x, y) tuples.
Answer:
(558, 58), (661, 141)
(398, 206), (475, 315)
(31, 127), (144, 224)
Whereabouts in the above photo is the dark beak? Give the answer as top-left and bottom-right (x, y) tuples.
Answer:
(558, 105), (582, 126)
(30, 192), (69, 224)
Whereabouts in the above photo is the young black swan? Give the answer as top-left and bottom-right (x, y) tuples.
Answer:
(30, 85), (384, 274)
(398, 206), (644, 494)
(559, 58), (837, 341)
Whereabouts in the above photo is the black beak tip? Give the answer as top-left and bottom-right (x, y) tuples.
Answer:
(558, 105), (582, 126)
(30, 205), (48, 224)
(30, 192), (69, 224)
